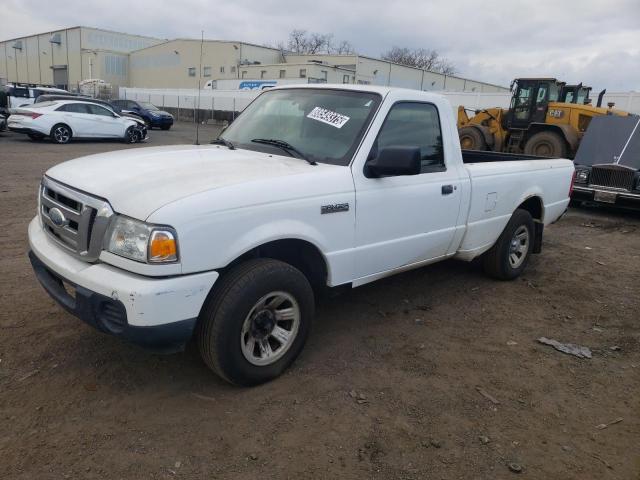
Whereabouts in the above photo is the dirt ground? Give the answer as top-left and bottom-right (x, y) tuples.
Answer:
(1, 123), (639, 480)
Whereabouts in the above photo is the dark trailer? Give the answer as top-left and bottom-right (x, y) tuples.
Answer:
(572, 115), (640, 209)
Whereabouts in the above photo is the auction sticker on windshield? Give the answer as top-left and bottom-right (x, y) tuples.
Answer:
(307, 107), (350, 129)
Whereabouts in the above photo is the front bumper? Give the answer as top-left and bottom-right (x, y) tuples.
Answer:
(573, 185), (640, 210)
(28, 217), (219, 352)
(149, 116), (173, 128)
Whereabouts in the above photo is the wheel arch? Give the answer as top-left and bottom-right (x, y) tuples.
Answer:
(515, 195), (545, 254)
(219, 238), (330, 295)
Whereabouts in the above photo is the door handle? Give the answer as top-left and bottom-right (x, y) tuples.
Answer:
(441, 185), (454, 195)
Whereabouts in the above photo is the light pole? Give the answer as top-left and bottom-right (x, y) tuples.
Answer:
(195, 30), (204, 145)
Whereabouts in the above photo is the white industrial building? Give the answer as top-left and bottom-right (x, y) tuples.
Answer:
(0, 26), (163, 90)
(0, 27), (509, 93)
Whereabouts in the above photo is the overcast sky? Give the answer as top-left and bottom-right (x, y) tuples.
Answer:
(4, 0), (639, 91)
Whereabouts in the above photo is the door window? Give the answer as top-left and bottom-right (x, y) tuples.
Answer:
(514, 86), (533, 120)
(56, 103), (91, 113)
(86, 104), (114, 116)
(374, 102), (445, 171)
(536, 84), (548, 105)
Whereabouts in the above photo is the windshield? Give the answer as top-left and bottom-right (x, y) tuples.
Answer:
(220, 88), (382, 166)
(138, 102), (160, 110)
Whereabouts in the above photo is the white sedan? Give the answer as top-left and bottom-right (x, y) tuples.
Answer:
(7, 100), (145, 144)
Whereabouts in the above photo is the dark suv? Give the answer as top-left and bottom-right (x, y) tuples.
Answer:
(110, 100), (174, 130)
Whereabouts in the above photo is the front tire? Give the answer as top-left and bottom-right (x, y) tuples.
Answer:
(483, 209), (535, 280)
(524, 131), (567, 158)
(124, 126), (140, 143)
(197, 259), (314, 386)
(50, 124), (72, 144)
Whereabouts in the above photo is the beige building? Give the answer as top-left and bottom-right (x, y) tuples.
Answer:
(129, 39), (284, 89)
(0, 26), (163, 90)
(239, 62), (356, 84)
(1, 26), (508, 93)
(284, 54), (508, 92)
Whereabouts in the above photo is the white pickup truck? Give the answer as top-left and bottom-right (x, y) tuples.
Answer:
(29, 85), (574, 385)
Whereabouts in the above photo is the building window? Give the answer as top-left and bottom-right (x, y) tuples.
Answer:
(231, 65), (236, 73)
(279, 70), (286, 79)
(188, 67), (196, 77)
(343, 74), (350, 84)
(321, 70), (327, 81)
(220, 66), (225, 73)
(261, 70), (267, 79)
(203, 66), (211, 77)
(299, 69), (306, 78)
(241, 70), (247, 79)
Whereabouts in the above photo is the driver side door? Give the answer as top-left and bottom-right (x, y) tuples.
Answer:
(352, 101), (463, 281)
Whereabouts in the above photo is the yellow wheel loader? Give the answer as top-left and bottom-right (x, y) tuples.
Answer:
(457, 78), (629, 158)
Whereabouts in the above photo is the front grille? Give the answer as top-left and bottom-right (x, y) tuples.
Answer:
(39, 177), (113, 262)
(589, 165), (635, 191)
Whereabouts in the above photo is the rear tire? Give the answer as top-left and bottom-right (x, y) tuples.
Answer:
(197, 258), (314, 386)
(50, 124), (72, 144)
(524, 131), (567, 158)
(459, 127), (487, 150)
(483, 209), (535, 280)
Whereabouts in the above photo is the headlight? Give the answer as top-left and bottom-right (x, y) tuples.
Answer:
(575, 168), (589, 184)
(106, 216), (178, 263)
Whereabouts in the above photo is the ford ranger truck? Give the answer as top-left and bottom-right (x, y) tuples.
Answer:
(28, 85), (575, 386)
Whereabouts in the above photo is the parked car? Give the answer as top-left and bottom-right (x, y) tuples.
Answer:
(35, 94), (148, 133)
(0, 113), (6, 132)
(7, 100), (146, 144)
(1, 84), (70, 109)
(28, 85), (574, 386)
(110, 99), (174, 130)
(572, 115), (640, 209)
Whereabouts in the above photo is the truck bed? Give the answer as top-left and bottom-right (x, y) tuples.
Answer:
(462, 150), (549, 163)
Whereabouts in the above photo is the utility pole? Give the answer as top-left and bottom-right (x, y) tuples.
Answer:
(195, 30), (204, 145)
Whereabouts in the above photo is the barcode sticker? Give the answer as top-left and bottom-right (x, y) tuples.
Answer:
(307, 107), (350, 129)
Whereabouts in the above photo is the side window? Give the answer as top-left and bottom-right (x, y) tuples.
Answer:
(536, 84), (548, 105)
(374, 102), (445, 171)
(87, 104), (114, 116)
(57, 103), (90, 113)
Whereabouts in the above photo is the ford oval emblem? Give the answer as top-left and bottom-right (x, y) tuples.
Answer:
(49, 207), (67, 227)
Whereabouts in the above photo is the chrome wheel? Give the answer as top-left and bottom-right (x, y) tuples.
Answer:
(240, 291), (300, 366)
(53, 126), (70, 143)
(509, 225), (530, 268)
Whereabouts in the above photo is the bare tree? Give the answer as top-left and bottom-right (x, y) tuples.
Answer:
(280, 30), (355, 55)
(332, 40), (355, 55)
(381, 47), (456, 75)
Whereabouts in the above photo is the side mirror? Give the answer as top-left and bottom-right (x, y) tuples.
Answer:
(365, 146), (422, 178)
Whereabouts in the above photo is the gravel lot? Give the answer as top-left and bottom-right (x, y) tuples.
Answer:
(1, 123), (639, 479)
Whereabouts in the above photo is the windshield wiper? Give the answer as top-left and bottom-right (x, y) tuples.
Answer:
(251, 138), (316, 165)
(210, 137), (236, 150)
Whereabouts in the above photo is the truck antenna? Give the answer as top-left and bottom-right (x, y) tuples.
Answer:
(195, 30), (204, 145)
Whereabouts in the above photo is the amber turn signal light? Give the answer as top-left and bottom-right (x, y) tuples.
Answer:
(149, 230), (178, 262)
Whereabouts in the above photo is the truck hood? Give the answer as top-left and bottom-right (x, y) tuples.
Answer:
(46, 145), (322, 220)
